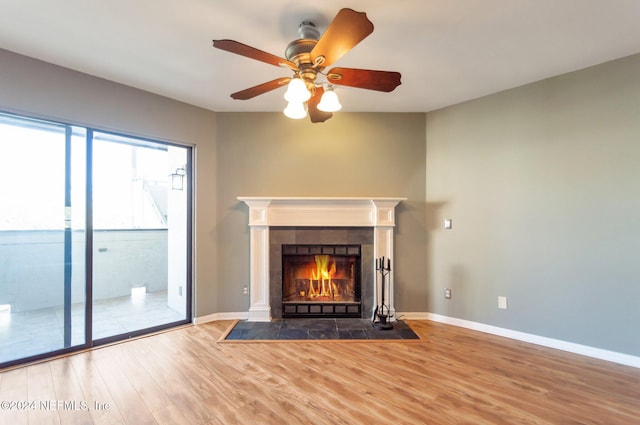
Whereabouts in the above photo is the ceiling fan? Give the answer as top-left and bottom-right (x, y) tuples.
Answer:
(212, 8), (402, 123)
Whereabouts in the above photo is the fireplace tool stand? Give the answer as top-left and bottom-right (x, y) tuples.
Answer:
(373, 256), (394, 330)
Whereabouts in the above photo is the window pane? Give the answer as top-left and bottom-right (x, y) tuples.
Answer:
(0, 113), (86, 365)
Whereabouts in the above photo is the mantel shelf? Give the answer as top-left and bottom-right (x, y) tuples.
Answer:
(237, 196), (407, 202)
(237, 196), (406, 228)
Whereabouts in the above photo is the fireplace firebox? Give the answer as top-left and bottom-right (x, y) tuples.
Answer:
(282, 244), (361, 318)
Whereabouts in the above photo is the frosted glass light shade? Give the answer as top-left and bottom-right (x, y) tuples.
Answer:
(283, 101), (307, 119)
(317, 89), (342, 112)
(284, 78), (311, 102)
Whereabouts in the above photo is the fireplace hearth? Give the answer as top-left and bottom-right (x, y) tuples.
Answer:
(282, 244), (361, 318)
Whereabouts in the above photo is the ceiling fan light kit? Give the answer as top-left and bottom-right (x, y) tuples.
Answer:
(283, 101), (308, 120)
(283, 77), (311, 103)
(317, 87), (342, 112)
(212, 8), (401, 123)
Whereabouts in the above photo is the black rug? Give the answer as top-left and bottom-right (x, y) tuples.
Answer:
(223, 318), (420, 341)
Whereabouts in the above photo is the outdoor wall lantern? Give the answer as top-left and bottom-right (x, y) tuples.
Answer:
(170, 167), (186, 190)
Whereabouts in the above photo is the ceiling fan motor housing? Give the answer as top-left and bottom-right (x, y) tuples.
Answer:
(285, 21), (319, 61)
(285, 21), (323, 87)
(284, 39), (316, 64)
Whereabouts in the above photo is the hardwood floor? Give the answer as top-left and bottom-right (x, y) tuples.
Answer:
(1, 320), (638, 424)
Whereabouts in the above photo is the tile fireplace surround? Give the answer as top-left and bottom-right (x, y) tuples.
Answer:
(238, 197), (406, 322)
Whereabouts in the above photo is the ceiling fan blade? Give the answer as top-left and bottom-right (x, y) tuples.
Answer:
(326, 67), (402, 92)
(213, 39), (297, 70)
(307, 87), (333, 123)
(310, 8), (374, 68)
(230, 77), (291, 100)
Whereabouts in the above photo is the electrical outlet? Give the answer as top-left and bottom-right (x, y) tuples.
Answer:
(242, 285), (249, 295)
(444, 288), (452, 299)
(498, 296), (508, 309)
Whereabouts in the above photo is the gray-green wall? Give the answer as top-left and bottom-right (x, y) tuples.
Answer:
(426, 54), (640, 356)
(215, 112), (427, 313)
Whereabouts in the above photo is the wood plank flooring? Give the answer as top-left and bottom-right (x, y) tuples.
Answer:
(0, 320), (638, 424)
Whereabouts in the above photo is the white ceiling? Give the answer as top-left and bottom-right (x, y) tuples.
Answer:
(1, 0), (640, 113)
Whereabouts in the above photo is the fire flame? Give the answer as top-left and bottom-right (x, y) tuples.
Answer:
(309, 255), (336, 298)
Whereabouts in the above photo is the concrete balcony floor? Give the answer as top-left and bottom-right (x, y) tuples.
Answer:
(0, 291), (184, 365)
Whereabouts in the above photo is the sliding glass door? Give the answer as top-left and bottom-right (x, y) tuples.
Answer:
(0, 112), (192, 367)
(91, 132), (190, 342)
(0, 114), (86, 364)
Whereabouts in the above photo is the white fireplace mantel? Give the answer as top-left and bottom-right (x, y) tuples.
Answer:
(238, 197), (406, 321)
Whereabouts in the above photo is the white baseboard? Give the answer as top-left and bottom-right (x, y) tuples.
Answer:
(397, 312), (640, 369)
(193, 310), (639, 368)
(193, 311), (248, 325)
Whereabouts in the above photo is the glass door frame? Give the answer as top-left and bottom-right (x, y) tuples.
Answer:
(0, 111), (193, 368)
(87, 128), (194, 347)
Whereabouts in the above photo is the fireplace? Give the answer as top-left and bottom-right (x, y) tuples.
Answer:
(237, 197), (405, 322)
(282, 244), (361, 317)
(269, 227), (373, 319)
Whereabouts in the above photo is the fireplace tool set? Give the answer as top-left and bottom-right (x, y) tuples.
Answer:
(373, 256), (394, 330)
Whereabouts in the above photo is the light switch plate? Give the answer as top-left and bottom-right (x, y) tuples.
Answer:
(444, 219), (452, 229)
(498, 296), (508, 309)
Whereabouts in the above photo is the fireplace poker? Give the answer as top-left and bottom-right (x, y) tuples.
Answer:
(373, 256), (394, 330)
